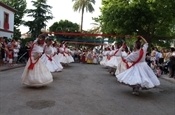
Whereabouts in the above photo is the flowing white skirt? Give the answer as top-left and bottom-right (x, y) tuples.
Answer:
(57, 53), (69, 64)
(116, 62), (160, 88)
(105, 56), (121, 68)
(93, 58), (98, 64)
(41, 54), (62, 72)
(115, 60), (130, 75)
(67, 55), (74, 63)
(100, 56), (108, 66)
(21, 58), (53, 87)
(53, 54), (63, 71)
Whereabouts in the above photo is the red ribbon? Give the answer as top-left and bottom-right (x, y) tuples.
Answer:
(128, 48), (144, 69)
(122, 57), (129, 69)
(107, 49), (119, 60)
(113, 49), (119, 56)
(64, 52), (70, 56)
(28, 44), (41, 70)
(107, 55), (111, 60)
(46, 55), (52, 61)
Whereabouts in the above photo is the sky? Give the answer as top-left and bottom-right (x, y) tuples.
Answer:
(19, 0), (102, 34)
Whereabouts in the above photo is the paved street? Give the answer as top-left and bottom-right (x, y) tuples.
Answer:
(0, 63), (175, 115)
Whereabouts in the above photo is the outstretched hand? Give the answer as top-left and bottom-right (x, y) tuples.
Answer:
(137, 35), (147, 43)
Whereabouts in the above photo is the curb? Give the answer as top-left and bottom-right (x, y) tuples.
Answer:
(160, 75), (175, 83)
(0, 64), (25, 72)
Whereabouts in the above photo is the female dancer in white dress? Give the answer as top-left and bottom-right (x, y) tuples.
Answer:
(116, 36), (160, 95)
(64, 45), (74, 63)
(52, 41), (63, 71)
(21, 34), (53, 87)
(115, 44), (131, 75)
(105, 44), (123, 75)
(57, 43), (69, 65)
(100, 47), (111, 67)
(41, 38), (63, 72)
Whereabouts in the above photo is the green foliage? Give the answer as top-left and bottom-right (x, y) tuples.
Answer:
(1, 0), (27, 38)
(20, 37), (35, 47)
(98, 0), (175, 46)
(49, 20), (79, 32)
(72, 0), (95, 12)
(13, 28), (21, 40)
(72, 0), (96, 31)
(25, 0), (53, 38)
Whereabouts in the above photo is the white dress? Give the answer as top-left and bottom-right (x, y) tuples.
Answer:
(41, 45), (62, 72)
(105, 47), (123, 68)
(100, 51), (110, 66)
(93, 53), (98, 64)
(52, 47), (63, 71)
(57, 47), (68, 64)
(65, 48), (74, 63)
(116, 43), (160, 88)
(21, 44), (53, 86)
(115, 51), (131, 75)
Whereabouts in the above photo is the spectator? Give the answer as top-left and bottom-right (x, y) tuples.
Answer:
(13, 45), (19, 64)
(155, 66), (162, 78)
(168, 47), (175, 78)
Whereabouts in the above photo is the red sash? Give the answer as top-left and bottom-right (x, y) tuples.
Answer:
(46, 55), (52, 61)
(113, 49), (119, 56)
(93, 55), (97, 59)
(65, 52), (70, 56)
(121, 57), (129, 69)
(128, 49), (144, 69)
(107, 49), (119, 60)
(53, 53), (56, 57)
(107, 55), (111, 60)
(28, 44), (41, 70)
(43, 45), (53, 61)
(61, 52), (66, 56)
(63, 47), (69, 56)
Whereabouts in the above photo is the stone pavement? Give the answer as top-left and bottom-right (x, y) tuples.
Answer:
(0, 63), (25, 71)
(0, 63), (174, 115)
(0, 63), (174, 83)
(161, 74), (175, 83)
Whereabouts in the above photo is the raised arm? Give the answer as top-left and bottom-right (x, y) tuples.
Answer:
(139, 36), (148, 43)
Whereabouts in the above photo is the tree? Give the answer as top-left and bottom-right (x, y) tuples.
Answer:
(25, 0), (53, 38)
(49, 20), (79, 42)
(49, 20), (79, 32)
(72, 0), (96, 32)
(1, 0), (27, 39)
(98, 0), (175, 44)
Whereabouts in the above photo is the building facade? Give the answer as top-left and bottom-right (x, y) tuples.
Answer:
(0, 1), (16, 38)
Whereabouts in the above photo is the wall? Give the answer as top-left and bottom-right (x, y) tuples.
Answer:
(0, 5), (15, 38)
(0, 31), (13, 38)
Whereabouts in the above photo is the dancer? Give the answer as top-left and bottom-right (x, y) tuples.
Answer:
(116, 36), (160, 95)
(52, 41), (63, 72)
(57, 42), (69, 66)
(106, 43), (124, 75)
(115, 43), (131, 75)
(64, 45), (74, 63)
(21, 34), (53, 87)
(100, 47), (111, 67)
(41, 37), (63, 72)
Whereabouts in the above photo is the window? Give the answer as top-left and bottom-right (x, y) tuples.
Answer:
(4, 12), (9, 30)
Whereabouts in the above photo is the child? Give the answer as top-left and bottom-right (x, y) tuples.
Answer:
(13, 45), (19, 64)
(8, 48), (13, 67)
(155, 66), (162, 78)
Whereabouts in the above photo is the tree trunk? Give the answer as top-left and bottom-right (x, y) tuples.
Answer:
(80, 5), (85, 32)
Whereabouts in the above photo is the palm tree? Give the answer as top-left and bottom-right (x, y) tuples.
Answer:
(72, 0), (95, 32)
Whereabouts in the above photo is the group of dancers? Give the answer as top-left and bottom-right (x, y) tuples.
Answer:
(100, 36), (160, 95)
(21, 34), (74, 87)
(21, 34), (160, 95)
